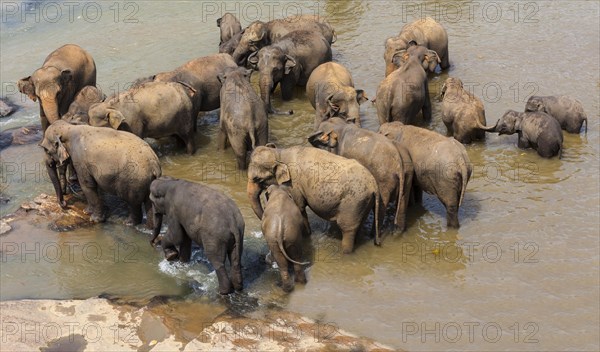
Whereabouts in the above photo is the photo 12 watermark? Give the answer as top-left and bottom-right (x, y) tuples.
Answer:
(1, 1), (140, 24)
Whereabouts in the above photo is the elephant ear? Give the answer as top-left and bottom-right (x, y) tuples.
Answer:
(326, 94), (340, 118)
(247, 51), (259, 70)
(217, 73), (226, 83)
(56, 136), (70, 166)
(356, 89), (368, 104)
(274, 162), (291, 184)
(60, 69), (73, 85)
(440, 82), (447, 99)
(423, 50), (441, 72)
(107, 109), (125, 130)
(216, 17), (222, 27)
(264, 184), (278, 202)
(18, 76), (37, 102)
(392, 50), (408, 68)
(265, 143), (277, 148)
(307, 130), (325, 147)
(284, 55), (297, 75)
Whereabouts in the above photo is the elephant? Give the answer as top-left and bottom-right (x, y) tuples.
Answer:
(248, 30), (332, 114)
(309, 117), (411, 234)
(18, 44), (96, 131)
(440, 77), (489, 144)
(525, 95), (588, 133)
(376, 44), (440, 126)
(247, 145), (381, 254)
(384, 17), (449, 76)
(88, 81), (197, 154)
(379, 122), (472, 228)
(232, 15), (335, 66)
(149, 176), (244, 295)
(217, 67), (268, 169)
(219, 29), (244, 55)
(62, 86), (105, 125)
(483, 110), (563, 158)
(217, 12), (242, 45)
(39, 120), (161, 226)
(261, 184), (309, 292)
(137, 54), (237, 115)
(306, 62), (368, 128)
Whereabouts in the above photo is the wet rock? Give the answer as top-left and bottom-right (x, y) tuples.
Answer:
(0, 220), (11, 235)
(0, 125), (43, 151)
(0, 97), (18, 117)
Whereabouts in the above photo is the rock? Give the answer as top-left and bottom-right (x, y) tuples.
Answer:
(0, 125), (43, 151)
(0, 97), (18, 117)
(0, 220), (11, 235)
(8, 193), (92, 232)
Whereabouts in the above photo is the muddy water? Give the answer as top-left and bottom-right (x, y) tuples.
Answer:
(1, 1), (599, 350)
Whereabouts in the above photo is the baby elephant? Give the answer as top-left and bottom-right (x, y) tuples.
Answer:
(440, 77), (489, 144)
(525, 95), (587, 133)
(262, 185), (309, 292)
(62, 86), (105, 125)
(88, 81), (197, 154)
(218, 68), (268, 169)
(488, 110), (563, 158)
(150, 177), (244, 295)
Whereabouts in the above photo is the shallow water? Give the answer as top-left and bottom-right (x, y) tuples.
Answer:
(1, 1), (599, 350)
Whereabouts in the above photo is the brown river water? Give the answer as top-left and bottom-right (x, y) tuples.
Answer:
(1, 1), (599, 350)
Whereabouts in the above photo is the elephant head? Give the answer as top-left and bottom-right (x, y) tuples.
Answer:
(392, 44), (440, 73)
(248, 47), (296, 113)
(88, 103), (130, 131)
(308, 117), (348, 152)
(492, 110), (523, 135)
(321, 86), (367, 126)
(440, 77), (464, 101)
(39, 120), (73, 208)
(149, 176), (177, 245)
(247, 145), (293, 219)
(18, 67), (74, 125)
(384, 36), (410, 76)
(232, 21), (268, 66)
(524, 96), (545, 113)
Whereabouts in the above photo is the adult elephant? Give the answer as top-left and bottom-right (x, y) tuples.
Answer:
(88, 81), (197, 154)
(39, 120), (161, 226)
(248, 30), (332, 114)
(149, 177), (244, 295)
(306, 62), (368, 128)
(384, 17), (449, 76)
(18, 44), (96, 130)
(376, 44), (440, 126)
(138, 54), (237, 114)
(247, 145), (380, 253)
(379, 122), (472, 228)
(232, 15), (335, 66)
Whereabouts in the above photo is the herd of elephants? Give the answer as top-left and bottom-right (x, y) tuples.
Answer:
(16, 14), (588, 295)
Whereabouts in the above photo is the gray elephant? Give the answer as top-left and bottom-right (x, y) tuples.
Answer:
(248, 30), (332, 114)
(88, 81), (197, 154)
(247, 145), (380, 254)
(306, 62), (368, 128)
(219, 30), (244, 55)
(525, 95), (588, 133)
(232, 15), (335, 66)
(39, 120), (161, 226)
(484, 110), (563, 158)
(217, 12), (242, 45)
(376, 44), (440, 126)
(384, 17), (449, 76)
(261, 184), (309, 292)
(440, 77), (489, 144)
(149, 176), (244, 295)
(137, 54), (237, 115)
(218, 67), (268, 169)
(62, 86), (105, 125)
(379, 122), (472, 228)
(18, 44), (96, 131)
(309, 117), (411, 234)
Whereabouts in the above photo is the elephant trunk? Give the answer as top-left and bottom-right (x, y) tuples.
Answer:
(247, 180), (264, 219)
(40, 95), (60, 125)
(385, 62), (396, 77)
(259, 74), (274, 113)
(150, 209), (163, 246)
(232, 47), (247, 66)
(45, 157), (67, 208)
(476, 118), (498, 132)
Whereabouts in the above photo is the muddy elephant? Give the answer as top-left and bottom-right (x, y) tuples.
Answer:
(306, 62), (368, 128)
(62, 86), (105, 125)
(484, 110), (563, 158)
(309, 117), (411, 235)
(232, 15), (335, 66)
(379, 122), (472, 228)
(248, 30), (332, 114)
(39, 120), (161, 225)
(219, 30), (244, 55)
(88, 81), (197, 154)
(217, 12), (242, 45)
(137, 54), (237, 115)
(376, 44), (440, 126)
(149, 176), (244, 295)
(18, 44), (96, 131)
(384, 17), (449, 76)
(441, 77), (489, 144)
(247, 145), (380, 253)
(261, 184), (309, 292)
(218, 68), (268, 169)
(525, 95), (588, 133)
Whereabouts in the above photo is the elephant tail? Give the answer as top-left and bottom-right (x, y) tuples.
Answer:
(275, 220), (310, 266)
(583, 115), (588, 134)
(249, 128), (257, 150)
(393, 168), (406, 231)
(458, 162), (469, 208)
(373, 191), (382, 246)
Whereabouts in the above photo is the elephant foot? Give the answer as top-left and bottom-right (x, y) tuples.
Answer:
(83, 206), (93, 215)
(164, 248), (179, 261)
(295, 273), (307, 284)
(90, 212), (106, 223)
(218, 281), (234, 295)
(281, 281), (294, 293)
(124, 215), (142, 226)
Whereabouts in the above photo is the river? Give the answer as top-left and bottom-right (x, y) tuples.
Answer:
(1, 1), (599, 350)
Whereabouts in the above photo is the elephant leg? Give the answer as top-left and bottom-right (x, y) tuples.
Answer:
(144, 198), (154, 230)
(517, 136), (531, 149)
(67, 163), (78, 183)
(272, 248), (293, 292)
(58, 164), (68, 195)
(443, 201), (460, 228)
(79, 172), (105, 223)
(178, 231), (192, 262)
(336, 211), (362, 254)
(227, 246), (243, 292)
(206, 248), (233, 295)
(162, 222), (184, 261)
(287, 242), (306, 284)
(281, 81), (295, 101)
(300, 207), (311, 236)
(229, 135), (248, 170)
(125, 202), (143, 226)
(422, 87), (432, 122)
